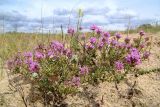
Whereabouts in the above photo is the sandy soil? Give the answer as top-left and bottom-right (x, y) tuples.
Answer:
(0, 71), (159, 107)
(66, 72), (160, 107)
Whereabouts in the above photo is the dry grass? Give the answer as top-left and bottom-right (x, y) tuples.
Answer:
(0, 33), (63, 61)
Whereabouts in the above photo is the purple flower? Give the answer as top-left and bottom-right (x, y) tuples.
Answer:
(89, 37), (97, 44)
(115, 33), (121, 39)
(96, 27), (102, 34)
(67, 27), (74, 35)
(85, 44), (95, 50)
(14, 58), (22, 66)
(139, 30), (145, 36)
(25, 58), (32, 65)
(111, 40), (117, 46)
(90, 24), (97, 31)
(71, 76), (80, 86)
(125, 44), (132, 49)
(106, 39), (111, 44)
(28, 61), (40, 72)
(98, 41), (104, 50)
(35, 51), (45, 60)
(24, 52), (32, 58)
(100, 36), (106, 43)
(66, 51), (72, 58)
(143, 51), (150, 59)
(47, 50), (54, 58)
(63, 49), (72, 58)
(115, 61), (124, 70)
(51, 41), (64, 52)
(125, 48), (141, 65)
(103, 32), (110, 38)
(47, 50), (59, 59)
(130, 48), (138, 52)
(117, 43), (125, 49)
(7, 58), (22, 70)
(79, 66), (89, 75)
(124, 37), (130, 44)
(7, 56), (23, 70)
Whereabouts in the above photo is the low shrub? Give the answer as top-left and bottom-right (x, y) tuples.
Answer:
(7, 25), (151, 106)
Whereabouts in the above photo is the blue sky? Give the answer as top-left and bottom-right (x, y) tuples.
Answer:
(0, 0), (160, 32)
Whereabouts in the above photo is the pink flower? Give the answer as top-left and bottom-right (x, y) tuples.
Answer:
(103, 32), (110, 38)
(117, 43), (125, 49)
(71, 76), (80, 86)
(115, 61), (124, 70)
(63, 49), (72, 58)
(98, 41), (104, 50)
(28, 60), (40, 72)
(7, 55), (22, 70)
(67, 27), (74, 35)
(99, 36), (108, 44)
(115, 33), (121, 39)
(125, 44), (132, 49)
(24, 52), (32, 58)
(89, 37), (97, 44)
(85, 44), (95, 50)
(51, 41), (64, 52)
(125, 37), (130, 44)
(90, 24), (97, 31)
(111, 40), (117, 46)
(96, 27), (102, 34)
(79, 66), (89, 75)
(125, 48), (141, 65)
(139, 30), (145, 36)
(47, 50), (54, 58)
(35, 51), (45, 60)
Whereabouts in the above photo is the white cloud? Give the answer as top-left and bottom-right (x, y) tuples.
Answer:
(0, 0), (158, 32)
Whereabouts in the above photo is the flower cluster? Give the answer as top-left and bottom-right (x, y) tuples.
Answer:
(115, 33), (121, 39)
(89, 37), (97, 44)
(115, 61), (124, 71)
(90, 24), (97, 31)
(67, 27), (75, 35)
(79, 66), (89, 75)
(28, 60), (40, 72)
(125, 48), (141, 66)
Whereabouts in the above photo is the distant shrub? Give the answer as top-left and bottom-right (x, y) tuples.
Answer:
(128, 24), (160, 34)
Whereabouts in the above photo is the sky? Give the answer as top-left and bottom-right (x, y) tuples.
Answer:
(0, 0), (160, 32)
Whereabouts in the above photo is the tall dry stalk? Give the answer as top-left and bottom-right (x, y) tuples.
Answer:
(127, 15), (131, 37)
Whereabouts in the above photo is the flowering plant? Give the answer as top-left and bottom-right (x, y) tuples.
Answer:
(7, 41), (81, 106)
(7, 24), (151, 106)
